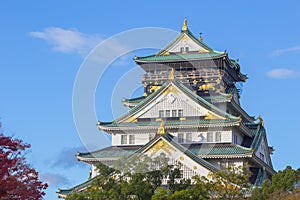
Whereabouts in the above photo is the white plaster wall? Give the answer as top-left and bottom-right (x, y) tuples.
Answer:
(255, 138), (268, 164)
(91, 164), (99, 178)
(112, 133), (150, 146)
(167, 35), (209, 53)
(170, 130), (232, 144)
(140, 91), (212, 119)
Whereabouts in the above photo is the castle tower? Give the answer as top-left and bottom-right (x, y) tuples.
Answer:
(57, 19), (275, 198)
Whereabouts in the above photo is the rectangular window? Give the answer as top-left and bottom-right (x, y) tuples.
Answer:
(186, 133), (192, 143)
(178, 109), (183, 117)
(159, 110), (164, 118)
(233, 134), (238, 144)
(215, 132), (221, 142)
(180, 47), (184, 52)
(165, 110), (170, 117)
(260, 152), (265, 161)
(129, 135), (135, 144)
(172, 110), (177, 117)
(121, 135), (127, 145)
(207, 132), (213, 142)
(149, 133), (155, 141)
(185, 47), (189, 52)
(178, 133), (184, 143)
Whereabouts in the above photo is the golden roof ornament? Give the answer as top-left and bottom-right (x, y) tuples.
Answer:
(168, 68), (175, 80)
(258, 115), (264, 127)
(181, 18), (188, 32)
(157, 120), (165, 134)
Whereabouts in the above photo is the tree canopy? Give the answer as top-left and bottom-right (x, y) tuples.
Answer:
(250, 166), (300, 200)
(66, 154), (252, 200)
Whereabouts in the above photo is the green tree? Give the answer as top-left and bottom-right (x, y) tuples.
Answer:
(206, 164), (251, 200)
(271, 166), (297, 192)
(250, 166), (300, 200)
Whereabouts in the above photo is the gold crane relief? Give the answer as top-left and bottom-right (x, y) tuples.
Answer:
(148, 139), (176, 156)
(199, 83), (215, 91)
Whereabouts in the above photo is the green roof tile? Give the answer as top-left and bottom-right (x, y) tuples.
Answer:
(100, 118), (239, 128)
(136, 52), (224, 62)
(187, 143), (251, 155)
(79, 146), (141, 158)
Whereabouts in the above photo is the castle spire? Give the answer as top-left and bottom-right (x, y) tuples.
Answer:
(181, 18), (188, 32)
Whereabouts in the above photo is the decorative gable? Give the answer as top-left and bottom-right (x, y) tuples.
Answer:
(157, 18), (213, 56)
(122, 82), (226, 122)
(139, 135), (218, 178)
(160, 33), (210, 55)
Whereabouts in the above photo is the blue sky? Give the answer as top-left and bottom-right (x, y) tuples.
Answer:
(1, 1), (300, 199)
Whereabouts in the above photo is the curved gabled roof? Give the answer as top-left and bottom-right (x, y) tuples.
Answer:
(98, 79), (239, 127)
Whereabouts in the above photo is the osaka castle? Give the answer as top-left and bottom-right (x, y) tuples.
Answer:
(57, 19), (275, 198)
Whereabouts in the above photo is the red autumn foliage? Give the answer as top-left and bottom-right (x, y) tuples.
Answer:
(0, 127), (48, 199)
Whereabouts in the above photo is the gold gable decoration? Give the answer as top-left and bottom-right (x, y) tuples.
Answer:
(157, 120), (165, 134)
(168, 68), (175, 80)
(147, 139), (176, 156)
(204, 111), (222, 120)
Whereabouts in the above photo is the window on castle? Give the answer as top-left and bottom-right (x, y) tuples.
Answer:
(207, 132), (213, 142)
(165, 110), (170, 117)
(186, 133), (192, 143)
(178, 133), (184, 143)
(180, 47), (184, 52)
(260, 152), (265, 161)
(178, 109), (183, 117)
(215, 132), (221, 142)
(172, 110), (177, 117)
(129, 135), (135, 144)
(233, 134), (238, 144)
(159, 110), (164, 118)
(185, 47), (189, 52)
(121, 135), (127, 145)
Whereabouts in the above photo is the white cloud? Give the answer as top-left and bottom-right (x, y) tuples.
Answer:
(267, 68), (295, 79)
(30, 27), (103, 55)
(40, 172), (69, 188)
(271, 45), (300, 56)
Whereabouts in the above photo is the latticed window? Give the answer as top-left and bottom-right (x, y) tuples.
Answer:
(215, 132), (221, 142)
(207, 132), (213, 142)
(172, 110), (177, 117)
(186, 133), (192, 143)
(121, 135), (127, 144)
(233, 134), (238, 144)
(178, 109), (183, 117)
(178, 133), (184, 143)
(129, 135), (135, 144)
(260, 152), (265, 161)
(165, 110), (170, 117)
(159, 110), (164, 118)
